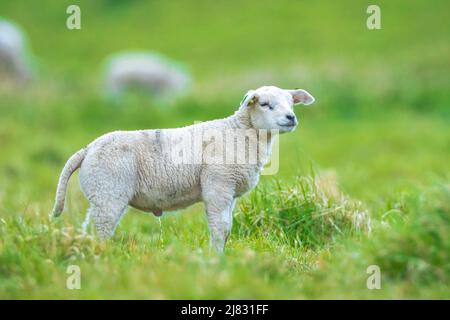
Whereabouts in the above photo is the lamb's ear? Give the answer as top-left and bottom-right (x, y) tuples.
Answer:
(240, 90), (259, 108)
(288, 89), (315, 106)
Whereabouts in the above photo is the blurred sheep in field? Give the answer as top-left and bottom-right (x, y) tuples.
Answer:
(103, 51), (191, 102)
(0, 18), (33, 85)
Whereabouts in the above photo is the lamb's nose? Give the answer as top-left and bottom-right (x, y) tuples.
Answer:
(286, 114), (296, 121)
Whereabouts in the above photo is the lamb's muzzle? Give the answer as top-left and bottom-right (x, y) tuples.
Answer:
(52, 85), (315, 252)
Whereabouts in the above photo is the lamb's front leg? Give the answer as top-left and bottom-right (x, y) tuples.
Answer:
(203, 191), (236, 253)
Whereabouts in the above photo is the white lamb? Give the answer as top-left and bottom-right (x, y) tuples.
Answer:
(0, 19), (32, 84)
(52, 86), (315, 252)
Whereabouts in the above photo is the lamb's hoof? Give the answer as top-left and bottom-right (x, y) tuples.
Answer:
(52, 207), (63, 218)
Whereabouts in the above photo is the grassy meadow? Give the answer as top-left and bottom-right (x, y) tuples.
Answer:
(0, 0), (449, 299)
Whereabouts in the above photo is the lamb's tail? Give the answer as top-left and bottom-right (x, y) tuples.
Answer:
(52, 148), (87, 217)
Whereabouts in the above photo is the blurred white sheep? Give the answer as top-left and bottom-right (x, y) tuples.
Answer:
(103, 51), (191, 101)
(0, 19), (32, 85)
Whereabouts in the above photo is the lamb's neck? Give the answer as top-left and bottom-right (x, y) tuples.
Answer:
(225, 109), (253, 129)
(256, 130), (275, 169)
(225, 109), (276, 168)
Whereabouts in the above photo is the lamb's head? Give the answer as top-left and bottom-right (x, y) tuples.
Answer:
(240, 86), (315, 133)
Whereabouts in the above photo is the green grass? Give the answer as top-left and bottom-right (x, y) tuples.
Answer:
(0, 0), (449, 299)
(234, 173), (371, 249)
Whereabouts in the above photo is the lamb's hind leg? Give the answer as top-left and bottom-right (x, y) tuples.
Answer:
(81, 182), (132, 238)
(79, 143), (136, 239)
(88, 198), (129, 239)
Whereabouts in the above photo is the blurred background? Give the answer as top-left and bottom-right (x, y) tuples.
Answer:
(0, 0), (449, 299)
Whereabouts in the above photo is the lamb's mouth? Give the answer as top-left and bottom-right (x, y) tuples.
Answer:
(278, 123), (296, 129)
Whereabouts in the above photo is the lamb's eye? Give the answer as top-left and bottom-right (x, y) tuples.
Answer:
(260, 102), (273, 110)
